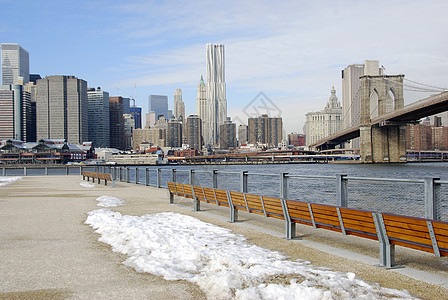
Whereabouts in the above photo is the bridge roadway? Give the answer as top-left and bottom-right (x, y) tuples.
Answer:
(312, 91), (448, 149)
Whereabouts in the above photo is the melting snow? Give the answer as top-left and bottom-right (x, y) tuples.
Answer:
(0, 176), (22, 187)
(95, 195), (125, 207)
(86, 209), (416, 299)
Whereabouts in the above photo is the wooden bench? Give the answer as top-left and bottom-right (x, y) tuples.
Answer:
(166, 182), (448, 268)
(82, 171), (113, 186)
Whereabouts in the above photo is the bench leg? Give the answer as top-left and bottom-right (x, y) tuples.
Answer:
(169, 192), (174, 204)
(105, 180), (107, 186)
(230, 207), (238, 223)
(373, 213), (399, 269)
(193, 197), (200, 211)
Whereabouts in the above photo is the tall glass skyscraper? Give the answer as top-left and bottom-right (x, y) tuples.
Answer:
(87, 88), (110, 147)
(205, 43), (227, 145)
(148, 95), (168, 121)
(1, 43), (30, 85)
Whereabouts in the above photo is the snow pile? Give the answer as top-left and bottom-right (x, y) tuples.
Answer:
(80, 181), (95, 188)
(95, 196), (125, 207)
(0, 176), (22, 187)
(86, 210), (415, 299)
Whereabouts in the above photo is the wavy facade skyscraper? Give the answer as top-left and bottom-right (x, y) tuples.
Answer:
(205, 43), (227, 145)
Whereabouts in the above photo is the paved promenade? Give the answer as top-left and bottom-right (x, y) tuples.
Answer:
(1, 175), (447, 299)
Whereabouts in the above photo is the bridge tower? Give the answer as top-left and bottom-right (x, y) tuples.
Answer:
(359, 75), (407, 163)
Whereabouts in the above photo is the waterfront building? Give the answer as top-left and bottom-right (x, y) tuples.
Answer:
(205, 43), (227, 145)
(174, 89), (185, 119)
(166, 118), (182, 148)
(36, 75), (88, 144)
(186, 114), (202, 150)
(1, 43), (29, 85)
(149, 95), (168, 120)
(0, 84), (32, 141)
(305, 86), (342, 147)
(288, 133), (305, 147)
(87, 87), (110, 148)
(248, 114), (283, 147)
(220, 119), (237, 149)
(109, 96), (125, 150)
(238, 124), (248, 145)
(432, 126), (448, 150)
(130, 106), (142, 129)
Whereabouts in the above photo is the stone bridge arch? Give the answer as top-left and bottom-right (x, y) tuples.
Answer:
(359, 75), (406, 163)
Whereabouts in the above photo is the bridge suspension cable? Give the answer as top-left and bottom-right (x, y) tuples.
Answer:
(383, 78), (448, 93)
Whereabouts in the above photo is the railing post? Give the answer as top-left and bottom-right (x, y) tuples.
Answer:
(157, 168), (162, 188)
(79, 166), (82, 176)
(45, 166), (48, 175)
(2, 167), (5, 176)
(240, 171), (248, 193)
(126, 167), (130, 183)
(66, 166), (69, 175)
(135, 167), (139, 184)
(336, 174), (348, 207)
(145, 168), (150, 186)
(425, 177), (441, 220)
(24, 167), (27, 176)
(189, 169), (195, 186)
(212, 169), (218, 189)
(280, 172), (289, 200)
(171, 169), (177, 183)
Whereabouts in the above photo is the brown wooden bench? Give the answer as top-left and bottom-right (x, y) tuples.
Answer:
(82, 171), (113, 186)
(166, 182), (448, 268)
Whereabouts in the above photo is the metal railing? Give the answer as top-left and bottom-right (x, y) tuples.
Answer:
(3, 165), (447, 222)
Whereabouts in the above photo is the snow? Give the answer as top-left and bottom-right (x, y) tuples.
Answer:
(86, 208), (416, 300)
(95, 195), (125, 207)
(0, 176), (22, 187)
(80, 181), (95, 188)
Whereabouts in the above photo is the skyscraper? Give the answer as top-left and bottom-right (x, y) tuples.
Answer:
(0, 84), (32, 141)
(1, 43), (29, 85)
(174, 88), (185, 119)
(149, 95), (168, 120)
(205, 43), (227, 145)
(167, 118), (182, 148)
(36, 75), (88, 144)
(186, 114), (202, 150)
(87, 87), (110, 147)
(220, 119), (236, 149)
(130, 106), (142, 129)
(248, 114), (283, 147)
(109, 96), (125, 150)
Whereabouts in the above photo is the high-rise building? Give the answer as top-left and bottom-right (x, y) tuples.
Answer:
(36, 75), (88, 144)
(174, 89), (185, 119)
(196, 75), (207, 133)
(238, 124), (248, 145)
(305, 86), (343, 147)
(166, 118), (182, 148)
(87, 87), (110, 148)
(122, 97), (131, 114)
(109, 96), (125, 150)
(1, 43), (29, 85)
(130, 106), (142, 129)
(0, 84), (32, 141)
(186, 114), (202, 150)
(23, 77), (40, 142)
(146, 111), (156, 127)
(248, 114), (283, 147)
(149, 95), (168, 120)
(123, 113), (134, 150)
(205, 43), (227, 145)
(220, 119), (236, 149)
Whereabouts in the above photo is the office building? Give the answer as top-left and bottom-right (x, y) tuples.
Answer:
(36, 75), (88, 144)
(1, 43), (29, 85)
(109, 96), (125, 150)
(0, 84), (32, 141)
(288, 133), (306, 147)
(174, 89), (185, 119)
(23, 77), (40, 142)
(196, 75), (207, 133)
(305, 86), (343, 147)
(238, 124), (248, 145)
(87, 87), (110, 148)
(186, 114), (202, 150)
(146, 112), (156, 127)
(205, 43), (227, 145)
(123, 97), (131, 114)
(167, 118), (182, 148)
(220, 119), (236, 149)
(123, 113), (134, 150)
(248, 114), (283, 147)
(149, 95), (168, 120)
(130, 106), (142, 129)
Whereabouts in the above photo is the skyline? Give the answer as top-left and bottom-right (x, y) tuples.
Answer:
(1, 0), (448, 133)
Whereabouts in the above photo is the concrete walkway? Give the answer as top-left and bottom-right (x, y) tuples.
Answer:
(1, 176), (447, 299)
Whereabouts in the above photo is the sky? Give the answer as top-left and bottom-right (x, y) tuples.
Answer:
(2, 0), (448, 133)
(86, 194), (414, 299)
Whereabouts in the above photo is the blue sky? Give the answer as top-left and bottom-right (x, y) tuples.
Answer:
(2, 0), (448, 133)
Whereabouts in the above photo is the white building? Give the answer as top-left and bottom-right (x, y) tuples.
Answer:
(205, 43), (227, 145)
(1, 43), (30, 86)
(305, 86), (342, 147)
(196, 75), (207, 138)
